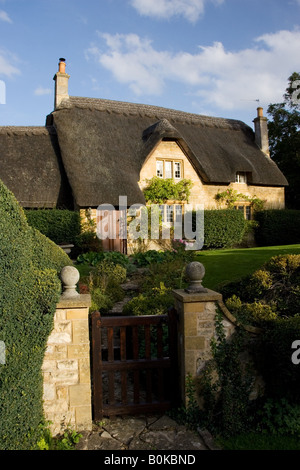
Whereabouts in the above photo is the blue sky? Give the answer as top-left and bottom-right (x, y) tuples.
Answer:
(0, 0), (299, 128)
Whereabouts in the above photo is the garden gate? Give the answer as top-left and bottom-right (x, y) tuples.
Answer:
(91, 309), (179, 420)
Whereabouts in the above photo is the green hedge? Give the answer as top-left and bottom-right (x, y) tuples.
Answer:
(25, 209), (81, 245)
(254, 317), (300, 402)
(198, 209), (246, 249)
(0, 181), (72, 450)
(255, 210), (300, 246)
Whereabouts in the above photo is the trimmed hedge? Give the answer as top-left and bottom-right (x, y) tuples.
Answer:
(0, 181), (72, 449)
(201, 209), (247, 249)
(25, 208), (81, 245)
(255, 210), (300, 246)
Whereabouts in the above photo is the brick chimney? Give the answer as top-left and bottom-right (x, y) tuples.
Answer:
(53, 58), (70, 109)
(253, 107), (270, 157)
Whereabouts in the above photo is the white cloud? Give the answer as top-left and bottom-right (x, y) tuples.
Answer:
(130, 0), (223, 22)
(87, 28), (300, 111)
(0, 50), (20, 78)
(0, 10), (12, 23)
(34, 86), (52, 96)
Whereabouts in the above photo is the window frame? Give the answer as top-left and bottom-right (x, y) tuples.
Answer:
(235, 172), (247, 184)
(155, 159), (183, 180)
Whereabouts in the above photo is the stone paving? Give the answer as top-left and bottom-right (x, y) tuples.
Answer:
(76, 414), (220, 451)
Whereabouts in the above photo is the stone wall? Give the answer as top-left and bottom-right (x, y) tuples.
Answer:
(42, 293), (92, 436)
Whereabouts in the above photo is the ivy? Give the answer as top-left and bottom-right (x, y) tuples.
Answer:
(143, 177), (193, 203)
(215, 188), (265, 212)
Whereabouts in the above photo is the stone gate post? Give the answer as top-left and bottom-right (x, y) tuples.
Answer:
(42, 266), (92, 436)
(172, 261), (235, 406)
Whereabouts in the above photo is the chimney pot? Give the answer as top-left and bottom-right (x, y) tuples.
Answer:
(58, 58), (66, 74)
(257, 107), (263, 118)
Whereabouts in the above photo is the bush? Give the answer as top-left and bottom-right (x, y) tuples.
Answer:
(0, 180), (71, 449)
(222, 254), (300, 323)
(255, 210), (300, 246)
(88, 260), (127, 313)
(188, 209), (246, 249)
(254, 316), (300, 402)
(203, 210), (246, 249)
(25, 208), (81, 245)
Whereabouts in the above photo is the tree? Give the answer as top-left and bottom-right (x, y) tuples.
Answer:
(267, 72), (300, 209)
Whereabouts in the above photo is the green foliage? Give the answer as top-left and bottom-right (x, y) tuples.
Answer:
(77, 250), (129, 268)
(255, 209), (300, 246)
(257, 398), (300, 437)
(25, 208), (81, 245)
(223, 254), (300, 323)
(215, 188), (264, 211)
(254, 316), (300, 401)
(37, 425), (82, 450)
(267, 72), (300, 209)
(123, 282), (172, 316)
(198, 209), (246, 249)
(143, 176), (193, 203)
(199, 312), (254, 437)
(0, 180), (69, 449)
(88, 260), (127, 313)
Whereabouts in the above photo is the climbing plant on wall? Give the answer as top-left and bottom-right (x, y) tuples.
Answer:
(143, 177), (193, 203)
(215, 188), (265, 212)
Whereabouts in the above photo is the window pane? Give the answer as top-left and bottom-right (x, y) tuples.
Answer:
(159, 205), (165, 222)
(245, 206), (251, 220)
(156, 161), (163, 178)
(165, 161), (172, 178)
(236, 172), (247, 183)
(175, 205), (182, 222)
(166, 205), (173, 223)
(174, 162), (181, 179)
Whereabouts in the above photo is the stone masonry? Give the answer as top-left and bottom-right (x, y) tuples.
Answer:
(42, 294), (92, 436)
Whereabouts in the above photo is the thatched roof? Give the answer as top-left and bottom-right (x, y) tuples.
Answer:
(0, 126), (72, 208)
(49, 96), (287, 208)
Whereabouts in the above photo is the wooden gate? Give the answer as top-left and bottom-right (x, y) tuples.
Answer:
(91, 309), (179, 420)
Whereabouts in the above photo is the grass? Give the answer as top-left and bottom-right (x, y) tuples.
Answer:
(195, 244), (300, 290)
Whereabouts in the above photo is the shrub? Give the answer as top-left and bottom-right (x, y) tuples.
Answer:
(203, 210), (246, 249)
(255, 210), (300, 246)
(254, 316), (300, 402)
(88, 260), (127, 313)
(25, 208), (81, 245)
(223, 254), (300, 322)
(0, 180), (70, 449)
(188, 209), (246, 249)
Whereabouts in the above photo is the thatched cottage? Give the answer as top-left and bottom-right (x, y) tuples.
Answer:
(0, 59), (288, 250)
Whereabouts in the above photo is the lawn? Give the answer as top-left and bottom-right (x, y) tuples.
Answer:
(195, 244), (300, 290)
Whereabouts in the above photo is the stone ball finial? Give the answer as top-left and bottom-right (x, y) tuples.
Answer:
(185, 261), (207, 294)
(60, 265), (80, 298)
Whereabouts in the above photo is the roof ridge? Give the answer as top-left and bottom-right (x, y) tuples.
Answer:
(61, 96), (247, 130)
(0, 125), (55, 135)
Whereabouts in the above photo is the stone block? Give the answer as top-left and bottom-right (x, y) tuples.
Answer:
(79, 357), (91, 384)
(185, 336), (206, 351)
(72, 319), (89, 345)
(66, 308), (89, 320)
(183, 302), (204, 314)
(184, 312), (198, 335)
(69, 384), (92, 407)
(75, 406), (92, 431)
(67, 344), (90, 359)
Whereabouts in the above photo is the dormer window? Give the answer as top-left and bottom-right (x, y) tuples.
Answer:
(156, 159), (182, 179)
(235, 172), (247, 184)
